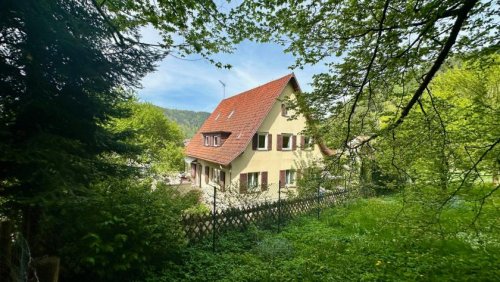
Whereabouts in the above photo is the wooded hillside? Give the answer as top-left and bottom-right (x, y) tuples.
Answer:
(160, 107), (210, 138)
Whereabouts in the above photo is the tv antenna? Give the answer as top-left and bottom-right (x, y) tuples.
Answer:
(219, 80), (226, 99)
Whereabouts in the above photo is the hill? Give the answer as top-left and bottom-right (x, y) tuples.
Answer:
(159, 107), (210, 138)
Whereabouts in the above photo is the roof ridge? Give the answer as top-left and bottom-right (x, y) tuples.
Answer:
(222, 73), (294, 102)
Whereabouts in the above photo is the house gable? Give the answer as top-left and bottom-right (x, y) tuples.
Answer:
(185, 74), (300, 166)
(230, 83), (322, 180)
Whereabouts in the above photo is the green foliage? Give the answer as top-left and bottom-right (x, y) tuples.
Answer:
(39, 179), (198, 281)
(231, 0), (498, 146)
(372, 57), (499, 192)
(160, 108), (210, 138)
(149, 191), (500, 281)
(111, 100), (185, 173)
(0, 1), (231, 280)
(230, 1), (499, 202)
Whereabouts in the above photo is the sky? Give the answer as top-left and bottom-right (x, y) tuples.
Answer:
(137, 27), (328, 113)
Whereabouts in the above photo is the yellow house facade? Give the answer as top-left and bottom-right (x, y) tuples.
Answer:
(185, 74), (323, 200)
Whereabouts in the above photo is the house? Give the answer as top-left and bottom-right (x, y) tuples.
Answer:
(184, 74), (324, 198)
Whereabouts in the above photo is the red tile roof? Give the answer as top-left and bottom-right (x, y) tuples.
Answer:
(185, 74), (300, 166)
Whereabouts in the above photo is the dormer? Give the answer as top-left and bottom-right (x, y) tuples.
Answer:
(202, 131), (231, 147)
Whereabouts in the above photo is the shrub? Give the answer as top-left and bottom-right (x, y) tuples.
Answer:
(39, 179), (195, 281)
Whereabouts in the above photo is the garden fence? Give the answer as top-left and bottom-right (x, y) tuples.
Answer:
(181, 189), (350, 243)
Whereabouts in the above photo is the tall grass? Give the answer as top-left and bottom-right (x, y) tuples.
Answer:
(148, 186), (500, 281)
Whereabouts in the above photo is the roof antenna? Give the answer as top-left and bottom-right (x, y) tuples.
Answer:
(218, 80), (226, 99)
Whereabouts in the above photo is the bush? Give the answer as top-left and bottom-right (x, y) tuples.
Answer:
(40, 179), (197, 281)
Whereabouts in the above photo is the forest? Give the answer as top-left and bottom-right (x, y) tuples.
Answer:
(160, 108), (210, 138)
(0, 0), (498, 281)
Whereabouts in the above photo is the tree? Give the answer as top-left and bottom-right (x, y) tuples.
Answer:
(0, 0), (230, 279)
(231, 0), (498, 150)
(373, 57), (499, 196)
(111, 100), (185, 174)
(230, 0), (499, 195)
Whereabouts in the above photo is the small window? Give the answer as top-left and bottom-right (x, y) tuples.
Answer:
(204, 135), (210, 146)
(215, 113), (220, 120)
(285, 170), (295, 186)
(214, 135), (220, 146)
(257, 133), (268, 150)
(228, 110), (235, 119)
(281, 103), (288, 117)
(282, 134), (292, 150)
(248, 172), (259, 191)
(304, 136), (313, 149)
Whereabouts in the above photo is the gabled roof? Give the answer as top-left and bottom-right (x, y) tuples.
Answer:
(185, 73), (300, 166)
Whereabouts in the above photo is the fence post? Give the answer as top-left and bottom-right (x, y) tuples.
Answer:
(212, 184), (216, 252)
(317, 181), (320, 220)
(278, 180), (281, 233)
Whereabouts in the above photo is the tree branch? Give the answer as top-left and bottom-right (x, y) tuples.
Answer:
(351, 0), (479, 149)
(344, 0), (391, 147)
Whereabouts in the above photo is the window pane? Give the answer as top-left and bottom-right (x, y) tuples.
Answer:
(248, 172), (259, 189)
(304, 136), (312, 148)
(283, 135), (290, 149)
(285, 170), (295, 185)
(258, 134), (266, 149)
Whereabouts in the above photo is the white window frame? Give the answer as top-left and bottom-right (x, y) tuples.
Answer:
(248, 172), (259, 191)
(282, 134), (292, 150)
(285, 170), (295, 187)
(257, 133), (268, 150)
(204, 135), (210, 146)
(213, 135), (220, 147)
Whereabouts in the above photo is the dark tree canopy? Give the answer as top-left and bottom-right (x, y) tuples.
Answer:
(0, 0), (231, 267)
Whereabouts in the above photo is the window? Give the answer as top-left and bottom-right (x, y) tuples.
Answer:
(213, 135), (220, 146)
(282, 134), (292, 150)
(213, 168), (220, 183)
(281, 103), (288, 117)
(285, 170), (295, 186)
(304, 136), (313, 149)
(228, 110), (235, 118)
(204, 135), (210, 146)
(257, 133), (268, 150)
(248, 172), (259, 191)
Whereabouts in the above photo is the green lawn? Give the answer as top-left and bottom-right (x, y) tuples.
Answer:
(149, 189), (500, 281)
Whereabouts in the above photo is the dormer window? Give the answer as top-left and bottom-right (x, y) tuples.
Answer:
(213, 135), (220, 146)
(203, 132), (229, 147)
(204, 135), (210, 146)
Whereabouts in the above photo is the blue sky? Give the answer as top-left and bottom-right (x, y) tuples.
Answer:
(137, 27), (327, 113)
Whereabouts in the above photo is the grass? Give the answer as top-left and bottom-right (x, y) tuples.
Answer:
(148, 187), (500, 281)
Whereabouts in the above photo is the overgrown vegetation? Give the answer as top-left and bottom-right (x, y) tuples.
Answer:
(0, 0), (229, 280)
(149, 188), (500, 281)
(1, 0), (498, 281)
